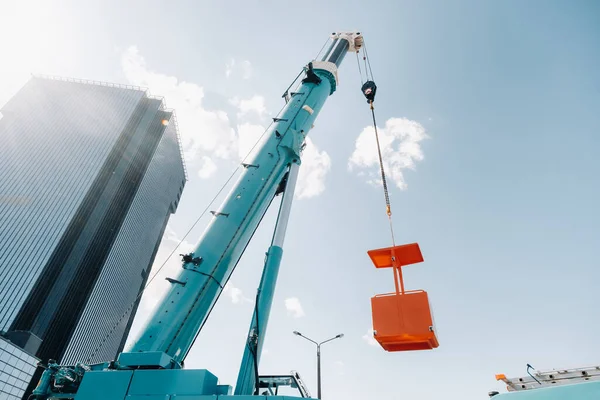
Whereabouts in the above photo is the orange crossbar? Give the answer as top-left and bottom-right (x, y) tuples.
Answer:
(368, 243), (424, 294)
(367, 243), (423, 269)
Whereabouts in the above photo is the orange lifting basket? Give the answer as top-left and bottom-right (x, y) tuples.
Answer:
(368, 242), (439, 352)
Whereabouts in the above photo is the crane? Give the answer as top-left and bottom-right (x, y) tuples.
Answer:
(29, 32), (363, 400)
(27, 31), (598, 400)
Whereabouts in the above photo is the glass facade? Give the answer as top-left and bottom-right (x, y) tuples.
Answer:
(62, 116), (186, 364)
(0, 78), (145, 331)
(0, 337), (39, 400)
(0, 76), (186, 397)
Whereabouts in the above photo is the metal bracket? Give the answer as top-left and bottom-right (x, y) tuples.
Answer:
(290, 92), (305, 97)
(301, 62), (322, 85)
(181, 253), (203, 266)
(527, 364), (542, 385)
(330, 32), (363, 52)
(182, 268), (224, 288)
(275, 172), (289, 196)
(242, 163), (259, 169)
(273, 118), (288, 123)
(210, 211), (230, 217)
(166, 277), (187, 286)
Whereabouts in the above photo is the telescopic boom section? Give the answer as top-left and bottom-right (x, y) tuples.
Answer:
(126, 32), (363, 365)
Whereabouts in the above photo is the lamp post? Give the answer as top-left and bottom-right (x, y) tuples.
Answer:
(293, 331), (343, 399)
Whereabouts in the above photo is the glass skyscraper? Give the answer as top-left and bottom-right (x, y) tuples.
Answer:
(0, 76), (186, 397)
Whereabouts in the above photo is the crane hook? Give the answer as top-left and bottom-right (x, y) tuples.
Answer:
(361, 80), (377, 104)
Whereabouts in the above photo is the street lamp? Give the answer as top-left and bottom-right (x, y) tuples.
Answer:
(293, 331), (344, 399)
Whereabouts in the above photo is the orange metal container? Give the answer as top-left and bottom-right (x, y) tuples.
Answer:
(371, 290), (439, 351)
(367, 242), (439, 351)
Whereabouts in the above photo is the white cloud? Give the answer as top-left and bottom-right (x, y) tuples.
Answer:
(162, 225), (194, 254)
(163, 224), (179, 243)
(296, 138), (331, 199)
(229, 95), (267, 119)
(223, 281), (251, 304)
(224, 58), (253, 80)
(225, 58), (235, 78)
(284, 297), (305, 318)
(348, 117), (428, 190)
(241, 60), (253, 80)
(121, 46), (237, 172)
(198, 156), (217, 179)
(237, 123), (267, 161)
(362, 329), (378, 346)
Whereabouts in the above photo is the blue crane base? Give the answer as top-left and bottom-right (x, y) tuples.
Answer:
(32, 354), (310, 399)
(72, 367), (305, 400)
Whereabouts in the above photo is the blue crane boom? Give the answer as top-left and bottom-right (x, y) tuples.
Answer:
(125, 44), (347, 363)
(30, 32), (363, 400)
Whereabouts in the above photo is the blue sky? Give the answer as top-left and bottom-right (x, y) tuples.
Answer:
(1, 0), (599, 399)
